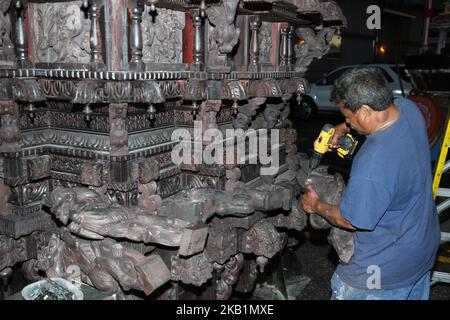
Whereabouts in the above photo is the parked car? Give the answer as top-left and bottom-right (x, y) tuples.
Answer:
(294, 64), (414, 119)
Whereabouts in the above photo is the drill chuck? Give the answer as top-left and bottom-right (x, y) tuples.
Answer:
(309, 152), (322, 170)
(309, 124), (358, 171)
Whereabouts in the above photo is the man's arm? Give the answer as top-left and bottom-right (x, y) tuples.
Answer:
(313, 201), (355, 230)
(301, 184), (356, 231)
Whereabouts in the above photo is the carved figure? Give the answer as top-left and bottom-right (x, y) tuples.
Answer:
(263, 103), (283, 129)
(0, 235), (27, 271)
(294, 27), (336, 72)
(224, 168), (244, 192)
(0, 0), (14, 61)
(109, 104), (128, 156)
(205, 221), (239, 264)
(207, 1), (240, 70)
(232, 97), (265, 130)
(138, 181), (162, 212)
(35, 3), (90, 63)
(143, 8), (185, 63)
(0, 178), (10, 215)
(37, 233), (67, 278)
(37, 232), (171, 296)
(0, 114), (20, 149)
(258, 22), (272, 63)
(215, 253), (244, 300)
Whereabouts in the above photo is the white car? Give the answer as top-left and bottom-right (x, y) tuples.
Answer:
(295, 64), (414, 119)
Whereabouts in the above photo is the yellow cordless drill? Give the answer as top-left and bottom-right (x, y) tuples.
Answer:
(304, 123), (358, 184)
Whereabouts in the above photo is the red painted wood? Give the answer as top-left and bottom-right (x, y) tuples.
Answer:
(109, 0), (126, 70)
(24, 6), (32, 62)
(183, 10), (194, 65)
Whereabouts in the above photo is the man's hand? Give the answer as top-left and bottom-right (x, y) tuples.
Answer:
(330, 122), (350, 148)
(301, 184), (320, 214)
(301, 184), (356, 230)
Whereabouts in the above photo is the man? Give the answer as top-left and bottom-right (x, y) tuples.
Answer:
(301, 68), (440, 300)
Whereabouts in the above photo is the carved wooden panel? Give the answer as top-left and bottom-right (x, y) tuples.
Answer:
(28, 1), (91, 64)
(142, 7), (185, 64)
(259, 22), (272, 64)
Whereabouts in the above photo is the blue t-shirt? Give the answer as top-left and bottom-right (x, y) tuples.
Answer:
(337, 98), (441, 290)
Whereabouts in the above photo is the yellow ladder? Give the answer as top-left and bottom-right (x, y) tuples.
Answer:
(433, 110), (450, 219)
(431, 112), (450, 285)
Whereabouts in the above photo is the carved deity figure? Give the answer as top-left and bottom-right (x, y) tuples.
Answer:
(258, 22), (272, 63)
(294, 27), (336, 72)
(206, 1), (240, 70)
(0, 114), (20, 152)
(35, 3), (90, 63)
(37, 233), (67, 278)
(0, 0), (14, 61)
(232, 97), (265, 130)
(143, 8), (185, 63)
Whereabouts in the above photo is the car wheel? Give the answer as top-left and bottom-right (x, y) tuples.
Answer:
(294, 96), (317, 120)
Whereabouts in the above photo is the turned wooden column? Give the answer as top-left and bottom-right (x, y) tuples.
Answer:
(129, 0), (144, 71)
(87, 0), (105, 70)
(191, 9), (204, 71)
(14, 0), (31, 68)
(248, 16), (261, 72)
(287, 25), (295, 70)
(278, 27), (289, 71)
